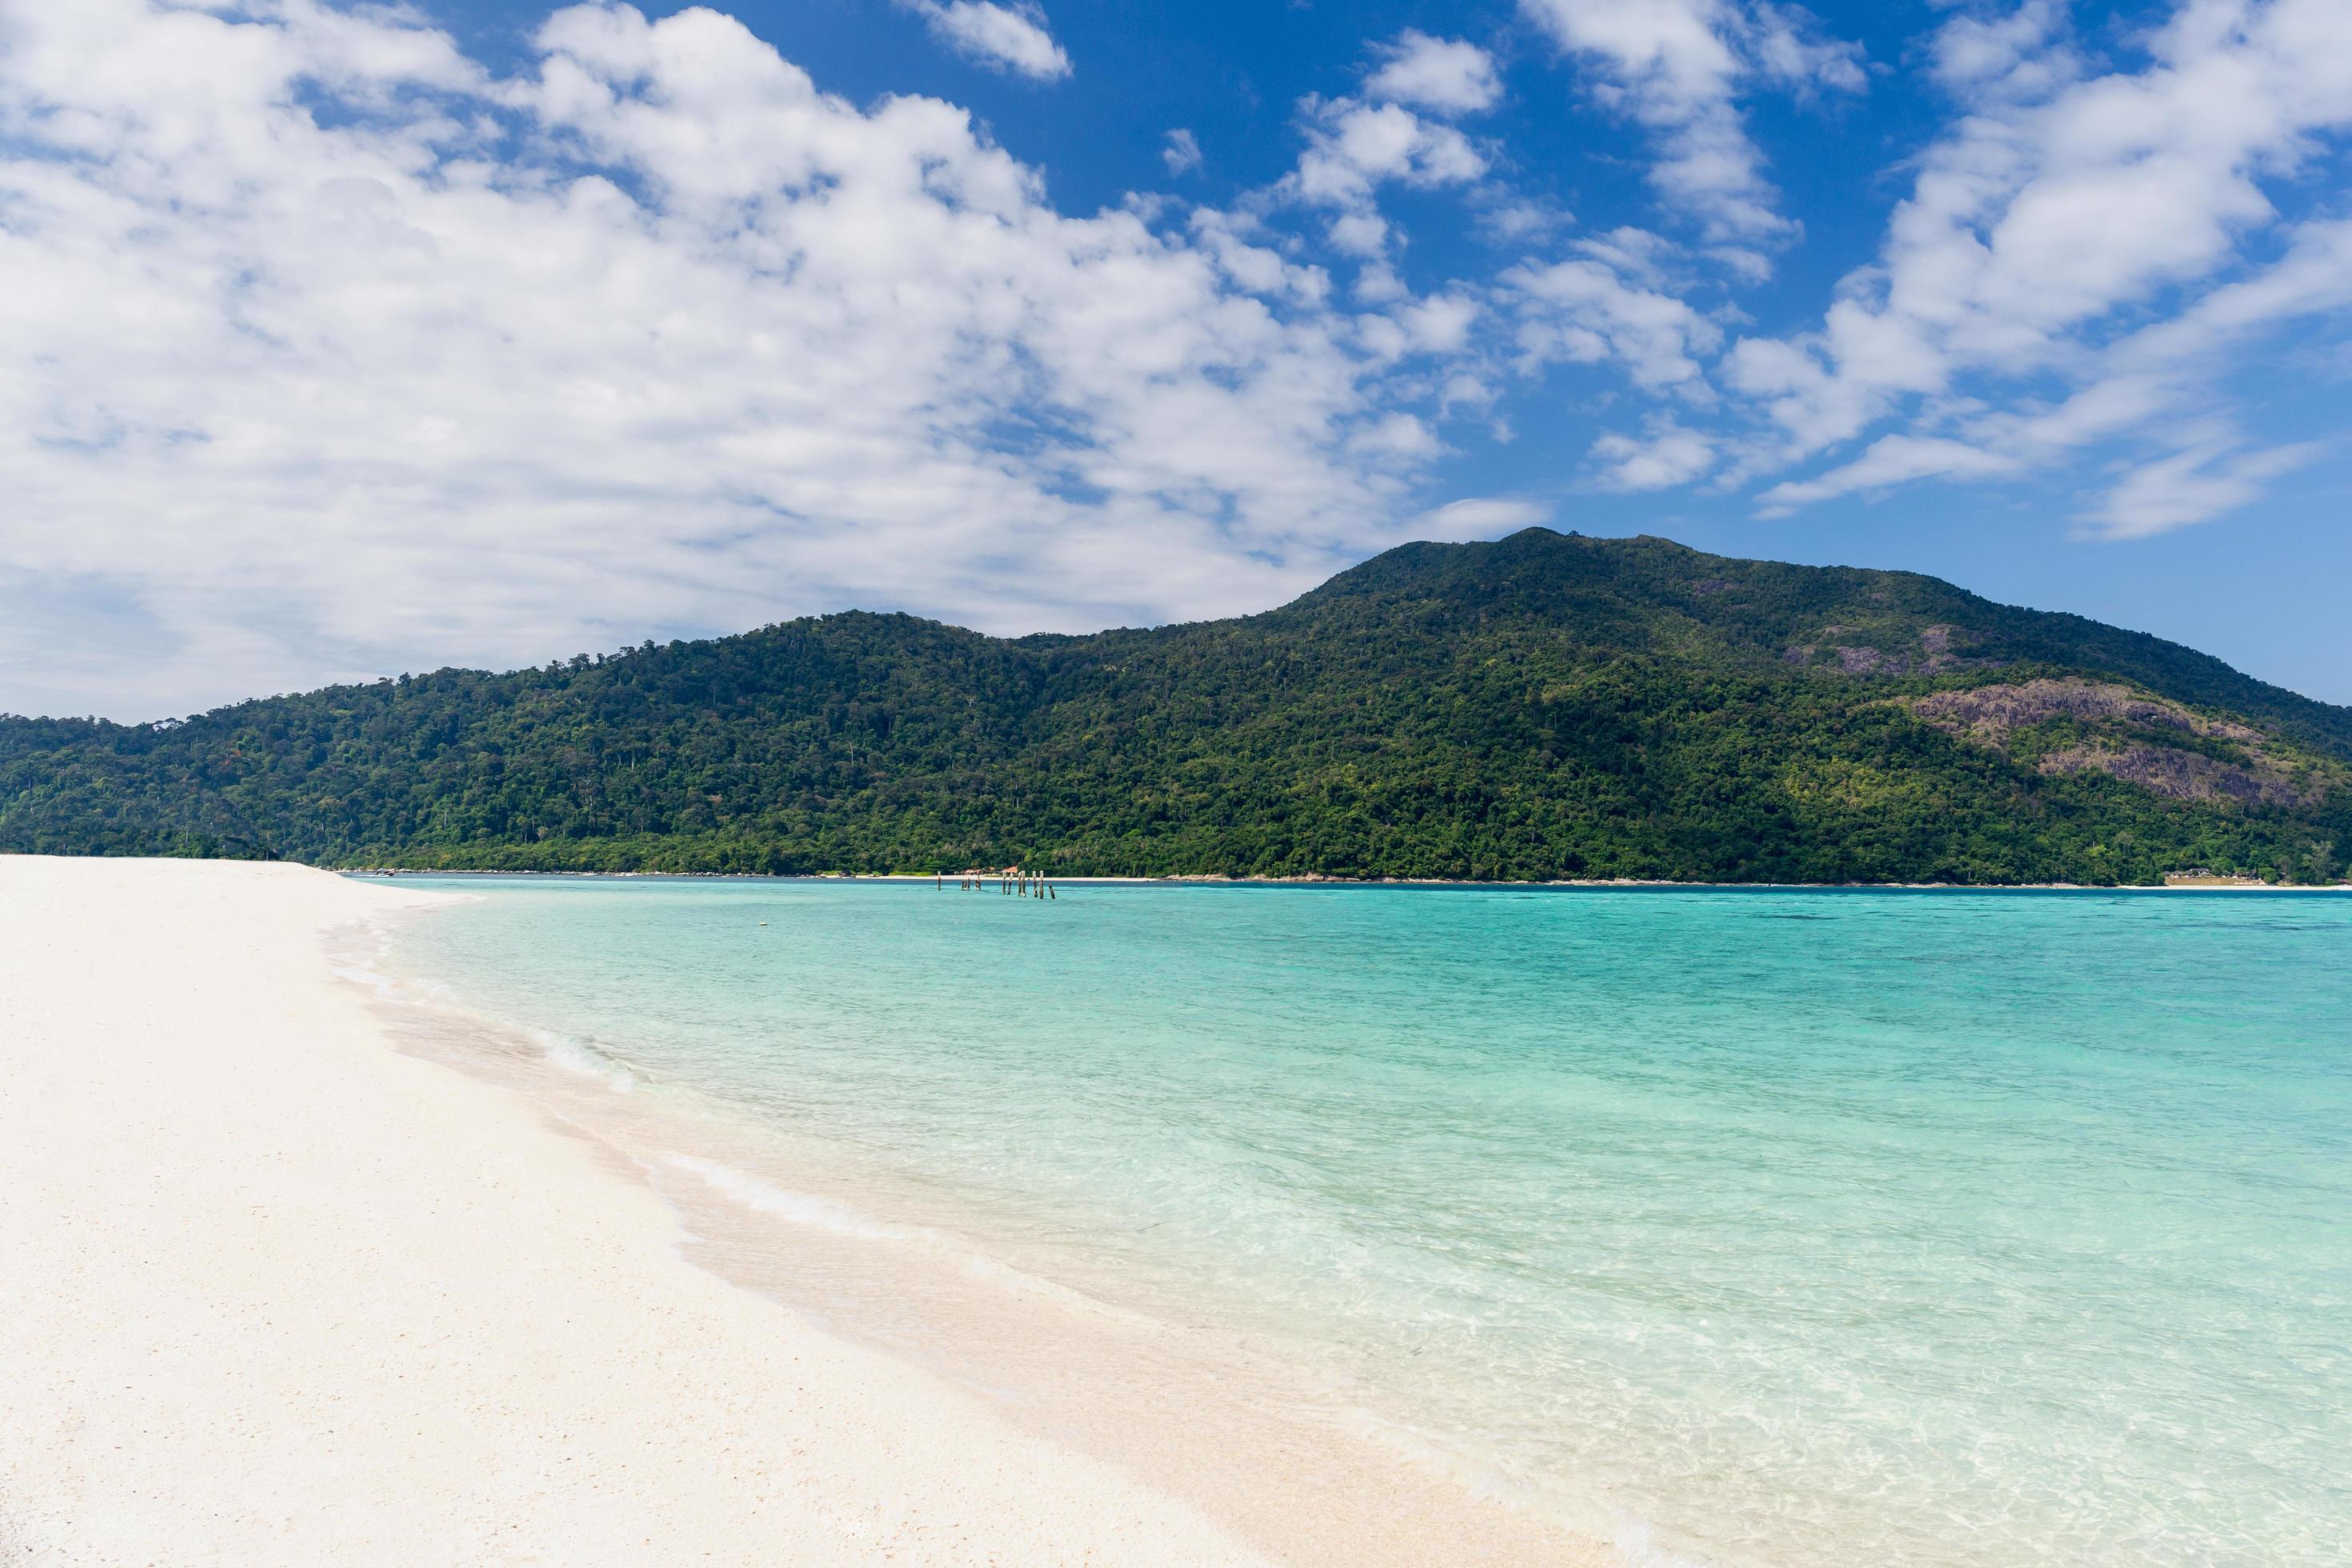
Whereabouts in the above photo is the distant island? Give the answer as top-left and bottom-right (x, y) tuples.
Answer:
(4, 530), (2347, 886)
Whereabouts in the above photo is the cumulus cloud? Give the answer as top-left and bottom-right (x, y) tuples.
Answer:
(1517, 0), (1862, 247)
(1358, 293), (1483, 365)
(1273, 90), (1490, 285)
(1727, 0), (2352, 525)
(9, 1), (2346, 719)
(1162, 126), (1202, 174)
(1572, 225), (1679, 286)
(0, 0), (1474, 719)
(1808, 0), (2346, 421)
(1277, 30), (1498, 259)
(1366, 31), (1503, 116)
(1505, 257), (1723, 392)
(1474, 198), (1575, 245)
(899, 0), (1070, 80)
(1591, 422), (1716, 490)
(1928, 0), (2076, 99)
(1290, 97), (1488, 208)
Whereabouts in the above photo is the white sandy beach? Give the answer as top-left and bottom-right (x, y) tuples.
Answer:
(0, 857), (1278, 1565)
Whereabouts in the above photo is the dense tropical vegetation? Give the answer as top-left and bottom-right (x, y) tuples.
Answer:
(4, 530), (2347, 884)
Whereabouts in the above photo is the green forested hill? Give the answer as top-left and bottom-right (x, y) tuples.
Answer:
(4, 530), (2348, 884)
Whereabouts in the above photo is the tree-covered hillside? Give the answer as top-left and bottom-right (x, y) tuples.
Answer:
(4, 530), (2347, 884)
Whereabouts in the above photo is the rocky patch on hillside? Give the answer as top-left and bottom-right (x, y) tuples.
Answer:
(1786, 623), (1975, 678)
(1911, 678), (2324, 806)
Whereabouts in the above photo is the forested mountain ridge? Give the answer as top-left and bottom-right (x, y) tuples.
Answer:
(4, 530), (2348, 884)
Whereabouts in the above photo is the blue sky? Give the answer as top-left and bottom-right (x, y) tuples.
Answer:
(1, 0), (2347, 719)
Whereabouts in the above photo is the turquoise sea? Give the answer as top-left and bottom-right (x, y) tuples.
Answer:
(382, 878), (2351, 1566)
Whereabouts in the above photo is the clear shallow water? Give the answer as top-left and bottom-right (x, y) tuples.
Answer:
(385, 879), (2352, 1566)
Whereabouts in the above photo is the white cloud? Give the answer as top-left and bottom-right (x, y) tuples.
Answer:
(2082, 434), (2322, 539)
(1743, 1), (1866, 94)
(0, 0), (1478, 719)
(1290, 98), (1487, 209)
(1505, 257), (1723, 391)
(1573, 225), (1678, 286)
(1274, 92), (1489, 280)
(1352, 261), (1409, 304)
(1742, 210), (2352, 521)
(1406, 497), (1552, 541)
(1162, 126), (1202, 174)
(2114, 216), (2352, 371)
(1185, 209), (1330, 305)
(1398, 294), (1482, 356)
(1326, 211), (1390, 258)
(1350, 412), (1444, 463)
(10, 1), (2344, 721)
(1591, 422), (1716, 490)
(1724, 0), (2352, 518)
(1474, 198), (1574, 245)
(1929, 0), (2075, 100)
(898, 0), (1070, 81)
(1366, 31), (1502, 116)
(1517, 0), (1862, 246)
(1756, 436), (2022, 513)
(1519, 0), (1740, 105)
(1358, 293), (1482, 365)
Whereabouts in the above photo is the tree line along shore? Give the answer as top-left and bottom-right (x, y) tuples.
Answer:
(6, 531), (2349, 887)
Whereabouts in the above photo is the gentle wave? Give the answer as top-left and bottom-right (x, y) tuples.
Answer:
(530, 1026), (637, 1093)
(660, 1154), (1166, 1330)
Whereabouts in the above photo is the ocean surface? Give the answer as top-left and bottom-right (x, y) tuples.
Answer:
(380, 878), (2351, 1566)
